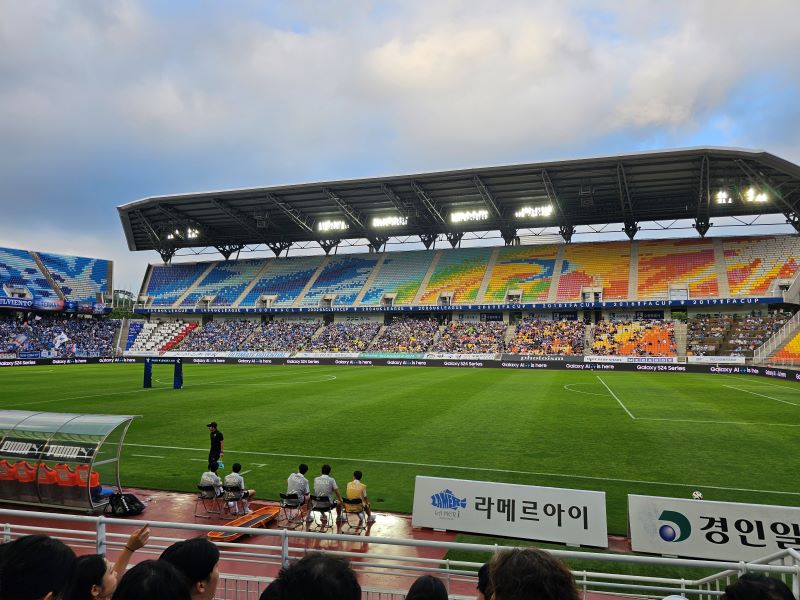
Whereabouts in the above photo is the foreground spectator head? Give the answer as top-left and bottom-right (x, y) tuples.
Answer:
(490, 548), (580, 600)
(159, 538), (220, 600)
(0, 534), (76, 600)
(63, 554), (118, 600)
(321, 464), (332, 475)
(277, 553), (360, 600)
(111, 560), (189, 600)
(405, 574), (448, 600)
(477, 563), (493, 600)
(721, 574), (795, 600)
(259, 579), (283, 600)
(298, 463), (308, 475)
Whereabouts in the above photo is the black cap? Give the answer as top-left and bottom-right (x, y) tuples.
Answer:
(206, 422), (217, 428)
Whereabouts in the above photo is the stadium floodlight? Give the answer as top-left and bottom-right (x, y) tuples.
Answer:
(514, 204), (554, 219)
(715, 190), (732, 205)
(450, 209), (489, 224)
(744, 187), (768, 203)
(317, 219), (349, 232)
(372, 215), (408, 228)
(187, 228), (200, 239)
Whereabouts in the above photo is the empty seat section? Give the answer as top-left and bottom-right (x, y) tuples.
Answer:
(0, 247), (57, 298)
(637, 239), (717, 299)
(146, 263), (209, 306)
(301, 254), (380, 306)
(37, 253), (111, 302)
(483, 245), (557, 302)
(419, 248), (491, 304)
(127, 321), (196, 352)
(773, 329), (800, 362)
(723, 235), (800, 296)
(126, 322), (145, 350)
(557, 242), (630, 301)
(239, 256), (322, 307)
(180, 259), (266, 306)
(361, 251), (433, 305)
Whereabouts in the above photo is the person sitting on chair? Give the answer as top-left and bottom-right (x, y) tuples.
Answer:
(346, 470), (376, 523)
(307, 464), (343, 523)
(224, 463), (255, 514)
(200, 461), (223, 497)
(287, 463), (310, 511)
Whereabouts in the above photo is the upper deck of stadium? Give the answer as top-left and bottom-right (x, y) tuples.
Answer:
(118, 147), (800, 263)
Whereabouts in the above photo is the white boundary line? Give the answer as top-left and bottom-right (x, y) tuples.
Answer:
(131, 454), (165, 459)
(723, 385), (800, 407)
(596, 376), (636, 419)
(562, 383), (608, 397)
(123, 442), (800, 496)
(636, 417), (800, 427)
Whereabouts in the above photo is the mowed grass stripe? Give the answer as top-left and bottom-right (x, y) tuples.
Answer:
(1, 363), (799, 534)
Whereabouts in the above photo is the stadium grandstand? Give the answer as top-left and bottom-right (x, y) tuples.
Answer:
(110, 148), (800, 366)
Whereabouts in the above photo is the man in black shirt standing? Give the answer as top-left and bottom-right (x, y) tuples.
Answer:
(207, 421), (224, 465)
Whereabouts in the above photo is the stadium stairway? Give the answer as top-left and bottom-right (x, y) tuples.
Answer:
(29, 251), (65, 300)
(113, 319), (129, 354)
(713, 238), (732, 297)
(627, 241), (638, 299)
(503, 324), (517, 347)
(411, 251), (442, 305)
(367, 324), (387, 349)
(232, 259), (273, 307)
(292, 256), (330, 307)
(353, 253), (387, 305)
(476, 248), (500, 302)
(173, 262), (218, 308)
(547, 245), (566, 302)
(674, 321), (688, 360)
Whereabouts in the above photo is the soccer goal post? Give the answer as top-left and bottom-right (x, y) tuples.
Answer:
(143, 357), (183, 389)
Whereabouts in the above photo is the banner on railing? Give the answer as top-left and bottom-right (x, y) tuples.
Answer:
(412, 476), (608, 547)
(629, 495), (800, 561)
(686, 356), (746, 365)
(584, 355), (678, 364)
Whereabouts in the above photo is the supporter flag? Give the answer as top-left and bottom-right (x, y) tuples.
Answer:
(54, 332), (70, 349)
(12, 333), (28, 349)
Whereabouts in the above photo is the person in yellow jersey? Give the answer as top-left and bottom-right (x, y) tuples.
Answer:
(345, 470), (376, 523)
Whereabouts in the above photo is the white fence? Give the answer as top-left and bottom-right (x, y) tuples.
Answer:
(1, 509), (799, 600)
(753, 310), (800, 366)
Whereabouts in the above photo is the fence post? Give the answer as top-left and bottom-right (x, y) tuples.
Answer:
(96, 516), (106, 555)
(281, 530), (290, 568)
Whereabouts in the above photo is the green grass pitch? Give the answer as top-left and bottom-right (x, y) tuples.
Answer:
(1, 363), (799, 535)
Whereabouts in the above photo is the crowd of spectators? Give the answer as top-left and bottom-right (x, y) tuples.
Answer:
(307, 322), (381, 352)
(687, 314), (733, 356)
(507, 319), (585, 355)
(432, 321), (507, 353)
(180, 320), (258, 352)
(724, 312), (790, 356)
(0, 315), (117, 357)
(371, 318), (439, 353)
(591, 320), (676, 356)
(241, 321), (320, 352)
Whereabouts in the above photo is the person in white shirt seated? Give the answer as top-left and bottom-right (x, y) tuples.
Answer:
(200, 461), (223, 497)
(223, 463), (256, 514)
(308, 464), (343, 523)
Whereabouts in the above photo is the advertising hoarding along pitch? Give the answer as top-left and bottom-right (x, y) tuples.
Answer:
(629, 495), (800, 561)
(412, 476), (608, 547)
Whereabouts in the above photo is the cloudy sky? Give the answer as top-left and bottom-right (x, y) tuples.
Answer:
(2, 0), (800, 291)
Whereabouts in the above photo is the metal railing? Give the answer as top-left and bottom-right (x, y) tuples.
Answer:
(752, 310), (800, 365)
(1, 508), (798, 600)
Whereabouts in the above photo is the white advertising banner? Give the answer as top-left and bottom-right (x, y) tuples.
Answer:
(687, 356), (746, 365)
(629, 495), (800, 561)
(423, 353), (499, 360)
(412, 476), (608, 547)
(584, 355), (678, 364)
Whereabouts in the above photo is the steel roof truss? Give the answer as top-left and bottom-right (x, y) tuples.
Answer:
(616, 163), (639, 240)
(266, 193), (314, 234)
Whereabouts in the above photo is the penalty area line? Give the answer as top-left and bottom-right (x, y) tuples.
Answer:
(131, 454), (165, 459)
(596, 376), (636, 419)
(124, 442), (800, 497)
(723, 385), (799, 407)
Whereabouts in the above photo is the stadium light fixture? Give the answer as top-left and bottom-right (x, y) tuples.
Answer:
(744, 187), (768, 203)
(317, 219), (349, 232)
(187, 228), (200, 239)
(715, 190), (732, 205)
(514, 204), (554, 219)
(450, 209), (489, 224)
(372, 215), (408, 228)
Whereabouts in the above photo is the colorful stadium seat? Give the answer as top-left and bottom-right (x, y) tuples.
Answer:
(146, 263), (210, 306)
(723, 236), (800, 296)
(419, 248), (492, 304)
(301, 254), (380, 306)
(361, 250), (434, 305)
(239, 256), (323, 307)
(483, 245), (557, 303)
(37, 252), (111, 303)
(0, 247), (57, 299)
(557, 242), (630, 301)
(637, 239), (718, 298)
(180, 259), (267, 307)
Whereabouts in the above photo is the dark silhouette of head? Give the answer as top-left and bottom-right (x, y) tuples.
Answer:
(112, 560), (189, 600)
(276, 553), (360, 600)
(722, 574), (795, 600)
(321, 464), (331, 475)
(405, 575), (448, 600)
(490, 548), (579, 600)
(0, 534), (76, 600)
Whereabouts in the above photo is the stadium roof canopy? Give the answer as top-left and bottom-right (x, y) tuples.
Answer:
(118, 147), (800, 262)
